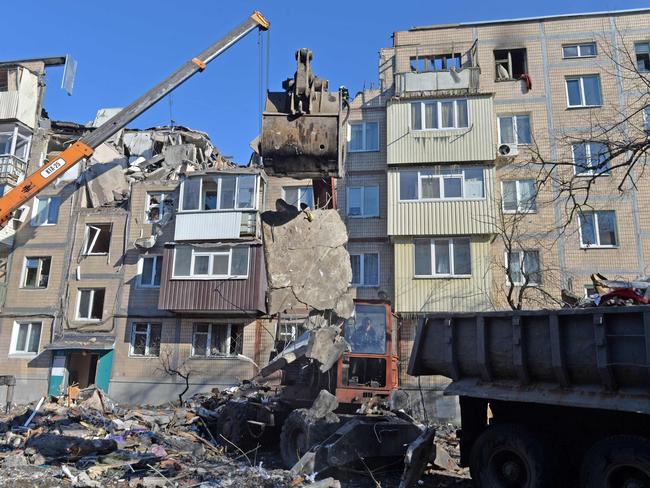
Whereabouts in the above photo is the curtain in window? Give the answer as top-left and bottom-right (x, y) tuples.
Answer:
(597, 211), (617, 246)
(435, 240), (450, 274)
(463, 168), (484, 198)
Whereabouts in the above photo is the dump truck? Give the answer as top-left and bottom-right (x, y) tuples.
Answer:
(408, 307), (650, 487)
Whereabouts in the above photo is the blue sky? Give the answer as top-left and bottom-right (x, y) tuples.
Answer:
(4, 0), (647, 163)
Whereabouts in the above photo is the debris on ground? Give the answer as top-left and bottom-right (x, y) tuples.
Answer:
(563, 273), (650, 308)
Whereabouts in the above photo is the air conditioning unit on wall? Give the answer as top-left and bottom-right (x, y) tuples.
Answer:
(497, 143), (518, 158)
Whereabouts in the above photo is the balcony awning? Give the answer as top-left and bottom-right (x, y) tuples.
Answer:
(44, 334), (115, 351)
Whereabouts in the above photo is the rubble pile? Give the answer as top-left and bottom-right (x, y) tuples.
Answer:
(564, 273), (650, 308)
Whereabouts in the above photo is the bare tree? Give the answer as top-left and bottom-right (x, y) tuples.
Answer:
(156, 347), (194, 406)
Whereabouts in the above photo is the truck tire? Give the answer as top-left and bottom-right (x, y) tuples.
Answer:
(469, 423), (554, 488)
(217, 401), (256, 451)
(280, 408), (338, 468)
(581, 436), (650, 488)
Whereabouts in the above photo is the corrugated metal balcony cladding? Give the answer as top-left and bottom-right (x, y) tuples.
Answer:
(157, 245), (267, 313)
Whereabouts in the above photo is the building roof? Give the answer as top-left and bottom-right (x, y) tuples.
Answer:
(0, 56), (66, 67)
(409, 8), (650, 32)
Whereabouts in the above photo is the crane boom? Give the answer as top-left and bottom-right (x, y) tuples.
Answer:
(0, 10), (269, 227)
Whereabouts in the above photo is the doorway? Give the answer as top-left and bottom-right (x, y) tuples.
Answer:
(67, 352), (99, 388)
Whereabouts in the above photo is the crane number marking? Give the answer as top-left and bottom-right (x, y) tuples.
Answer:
(40, 158), (65, 179)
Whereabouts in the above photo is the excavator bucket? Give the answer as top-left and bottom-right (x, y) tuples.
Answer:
(260, 48), (346, 179)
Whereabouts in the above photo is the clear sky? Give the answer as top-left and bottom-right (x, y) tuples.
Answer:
(4, 0), (647, 164)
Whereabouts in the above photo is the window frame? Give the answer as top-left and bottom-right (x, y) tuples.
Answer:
(75, 288), (105, 321)
(414, 238), (472, 278)
(137, 255), (163, 288)
(497, 114), (532, 145)
(145, 191), (173, 224)
(350, 252), (380, 287)
(494, 48), (528, 81)
(410, 99), (469, 131)
(346, 186), (379, 218)
(20, 256), (51, 289)
(635, 42), (650, 72)
(282, 185), (314, 209)
(505, 250), (541, 286)
(644, 107), (650, 131)
(190, 323), (244, 358)
(9, 321), (42, 356)
(83, 223), (112, 255)
(30, 196), (60, 226)
(348, 122), (379, 152)
(171, 245), (250, 280)
(129, 322), (162, 358)
(0, 126), (32, 161)
(398, 168), (485, 202)
(562, 42), (597, 59)
(178, 174), (258, 212)
(572, 142), (610, 176)
(500, 180), (537, 214)
(578, 211), (618, 249)
(565, 75), (603, 108)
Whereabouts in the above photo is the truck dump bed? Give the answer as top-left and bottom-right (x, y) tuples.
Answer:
(408, 307), (650, 414)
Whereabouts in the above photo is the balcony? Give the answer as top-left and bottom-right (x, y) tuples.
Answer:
(0, 67), (39, 128)
(0, 155), (27, 185)
(395, 68), (480, 95)
(174, 210), (258, 241)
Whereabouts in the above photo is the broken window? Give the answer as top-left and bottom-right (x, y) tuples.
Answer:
(31, 196), (60, 226)
(415, 238), (471, 277)
(130, 322), (162, 357)
(579, 211), (617, 248)
(410, 54), (461, 72)
(22, 256), (51, 288)
(572, 142), (609, 175)
(350, 253), (379, 287)
(494, 48), (527, 80)
(507, 251), (541, 285)
(192, 323), (244, 357)
(84, 224), (112, 255)
(145, 192), (173, 223)
(283, 186), (313, 209)
(0, 68), (18, 92)
(498, 115), (531, 145)
(277, 316), (307, 344)
(410, 99), (468, 130)
(172, 245), (249, 278)
(501, 180), (537, 213)
(635, 42), (650, 72)
(399, 167), (484, 201)
(347, 186), (379, 217)
(10, 321), (42, 355)
(566, 75), (602, 107)
(349, 122), (379, 152)
(138, 255), (162, 287)
(0, 70), (7, 92)
(76, 288), (105, 320)
(563, 42), (597, 58)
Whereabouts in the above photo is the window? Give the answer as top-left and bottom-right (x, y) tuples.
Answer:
(411, 99), (469, 130)
(399, 167), (484, 201)
(283, 186), (314, 209)
(410, 53), (461, 72)
(347, 186), (379, 218)
(566, 75), (602, 107)
(644, 107), (650, 131)
(0, 126), (31, 161)
(21, 257), (51, 288)
(31, 196), (60, 226)
(145, 192), (173, 223)
(498, 115), (531, 145)
(349, 122), (379, 152)
(507, 251), (541, 285)
(10, 322), (42, 355)
(501, 180), (537, 213)
(562, 43), (597, 58)
(414, 238), (471, 277)
(130, 322), (161, 357)
(138, 255), (162, 288)
(635, 42), (650, 72)
(572, 142), (609, 175)
(579, 211), (618, 248)
(76, 288), (105, 320)
(192, 323), (244, 357)
(350, 253), (379, 287)
(277, 316), (307, 344)
(172, 245), (249, 279)
(84, 224), (112, 254)
(494, 48), (527, 80)
(179, 174), (256, 211)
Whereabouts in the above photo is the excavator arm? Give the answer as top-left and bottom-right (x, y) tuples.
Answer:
(0, 11), (269, 227)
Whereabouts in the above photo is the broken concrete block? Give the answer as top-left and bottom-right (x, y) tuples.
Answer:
(84, 143), (129, 207)
(309, 390), (339, 419)
(162, 144), (196, 167)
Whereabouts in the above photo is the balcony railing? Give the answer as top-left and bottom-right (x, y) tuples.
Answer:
(0, 155), (27, 184)
(174, 210), (259, 241)
(395, 67), (481, 96)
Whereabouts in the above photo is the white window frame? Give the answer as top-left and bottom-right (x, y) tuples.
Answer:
(0, 126), (32, 161)
(578, 211), (618, 249)
(562, 42), (597, 59)
(346, 186), (379, 218)
(635, 42), (650, 72)
(172, 246), (250, 279)
(84, 223), (112, 255)
(75, 288), (105, 321)
(350, 253), (380, 287)
(348, 122), (379, 152)
(137, 255), (162, 288)
(9, 321), (42, 356)
(129, 322), (162, 357)
(30, 196), (60, 226)
(20, 256), (51, 289)
(414, 238), (472, 278)
(145, 191), (173, 223)
(191, 323), (243, 358)
(501, 180), (537, 214)
(505, 250), (541, 286)
(565, 75), (602, 108)
(410, 99), (469, 131)
(398, 168), (485, 202)
(572, 142), (610, 176)
(179, 175), (258, 212)
(497, 114), (532, 145)
(282, 186), (313, 209)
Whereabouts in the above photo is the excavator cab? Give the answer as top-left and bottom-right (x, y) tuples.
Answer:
(260, 48), (347, 180)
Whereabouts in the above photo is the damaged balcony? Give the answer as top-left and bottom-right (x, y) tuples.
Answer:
(0, 123), (31, 185)
(395, 40), (480, 95)
(0, 64), (40, 129)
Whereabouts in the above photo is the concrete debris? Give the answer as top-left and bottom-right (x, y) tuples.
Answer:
(307, 390), (338, 420)
(83, 143), (129, 208)
(564, 272), (650, 308)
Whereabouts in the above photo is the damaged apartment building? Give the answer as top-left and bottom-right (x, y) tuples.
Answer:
(0, 61), (275, 403)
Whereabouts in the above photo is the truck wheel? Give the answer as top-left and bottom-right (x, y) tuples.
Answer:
(280, 409), (338, 468)
(469, 423), (553, 488)
(581, 436), (650, 488)
(217, 401), (256, 451)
